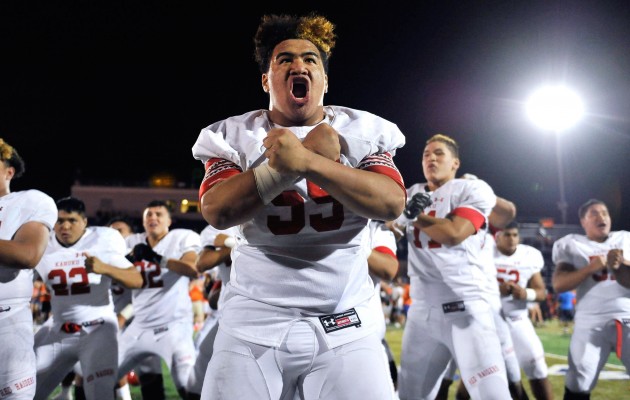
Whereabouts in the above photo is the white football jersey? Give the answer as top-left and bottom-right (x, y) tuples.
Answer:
(111, 281), (132, 314)
(404, 179), (496, 304)
(35, 226), (131, 323)
(192, 106), (405, 347)
(552, 231), (630, 318)
(479, 233), (502, 311)
(0, 190), (56, 306)
(126, 229), (201, 328)
(495, 244), (544, 316)
(368, 220), (398, 289)
(367, 220), (398, 339)
(199, 224), (239, 309)
(110, 231), (133, 314)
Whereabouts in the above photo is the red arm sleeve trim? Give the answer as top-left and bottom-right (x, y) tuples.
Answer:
(451, 207), (486, 232)
(211, 280), (222, 291)
(373, 245), (397, 259)
(198, 158), (243, 201)
(489, 224), (501, 237)
(358, 152), (407, 200)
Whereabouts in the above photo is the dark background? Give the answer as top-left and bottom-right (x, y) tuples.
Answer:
(2, 1), (629, 228)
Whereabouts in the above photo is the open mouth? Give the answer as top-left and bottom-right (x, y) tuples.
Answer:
(291, 78), (308, 99)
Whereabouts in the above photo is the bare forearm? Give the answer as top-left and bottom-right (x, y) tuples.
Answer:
(196, 248), (231, 273)
(368, 252), (398, 281)
(201, 171), (265, 229)
(0, 241), (40, 269)
(489, 197), (517, 229)
(166, 258), (199, 279)
(552, 265), (595, 293)
(304, 157), (405, 220)
(415, 215), (474, 247)
(0, 224), (49, 269)
(613, 263), (630, 289)
(104, 266), (143, 289)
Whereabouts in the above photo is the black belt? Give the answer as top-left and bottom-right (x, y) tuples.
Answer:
(60, 318), (105, 333)
(153, 326), (169, 334)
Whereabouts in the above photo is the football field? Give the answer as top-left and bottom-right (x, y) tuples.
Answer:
(49, 319), (629, 399)
(384, 318), (629, 400)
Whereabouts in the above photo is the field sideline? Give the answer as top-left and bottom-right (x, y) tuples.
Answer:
(49, 319), (628, 399)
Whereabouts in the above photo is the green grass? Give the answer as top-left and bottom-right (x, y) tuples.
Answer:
(50, 319), (629, 399)
(385, 318), (630, 399)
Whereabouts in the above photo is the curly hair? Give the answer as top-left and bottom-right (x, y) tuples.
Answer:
(253, 13), (336, 74)
(0, 138), (25, 178)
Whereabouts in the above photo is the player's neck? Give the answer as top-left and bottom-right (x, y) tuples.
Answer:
(498, 247), (516, 256)
(427, 177), (452, 192)
(147, 231), (168, 247)
(266, 107), (327, 128)
(586, 233), (608, 243)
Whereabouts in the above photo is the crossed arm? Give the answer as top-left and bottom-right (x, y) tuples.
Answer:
(0, 221), (50, 269)
(553, 250), (630, 291)
(201, 124), (405, 229)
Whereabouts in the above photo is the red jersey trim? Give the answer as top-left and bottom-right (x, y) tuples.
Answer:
(198, 158), (243, 201)
(451, 207), (486, 232)
(358, 152), (406, 199)
(211, 280), (222, 291)
(373, 245), (397, 259)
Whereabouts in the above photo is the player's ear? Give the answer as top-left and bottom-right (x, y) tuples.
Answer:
(452, 158), (460, 171)
(261, 74), (269, 93)
(2, 165), (15, 180)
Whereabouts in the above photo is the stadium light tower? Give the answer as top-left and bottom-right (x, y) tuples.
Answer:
(526, 85), (584, 225)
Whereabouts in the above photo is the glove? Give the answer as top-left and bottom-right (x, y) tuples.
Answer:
(129, 243), (163, 264)
(403, 192), (433, 220)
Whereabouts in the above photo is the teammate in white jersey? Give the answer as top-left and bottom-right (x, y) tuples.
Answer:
(107, 216), (136, 330)
(495, 221), (553, 399)
(117, 200), (200, 399)
(552, 199), (630, 399)
(186, 224), (238, 400)
(48, 216), (139, 400)
(435, 194), (526, 400)
(192, 13), (406, 400)
(33, 197), (142, 400)
(0, 138), (57, 399)
(391, 134), (510, 400)
(107, 215), (164, 400)
(367, 220), (400, 398)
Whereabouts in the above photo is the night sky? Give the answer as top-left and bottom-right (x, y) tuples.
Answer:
(2, 1), (629, 228)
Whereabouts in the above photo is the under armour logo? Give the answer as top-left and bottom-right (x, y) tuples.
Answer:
(322, 318), (336, 327)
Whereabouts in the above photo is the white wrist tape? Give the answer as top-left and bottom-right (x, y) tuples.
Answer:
(390, 222), (406, 237)
(253, 163), (297, 205)
(394, 213), (415, 227)
(525, 288), (537, 302)
(118, 304), (134, 320)
(223, 237), (236, 248)
(159, 257), (168, 270)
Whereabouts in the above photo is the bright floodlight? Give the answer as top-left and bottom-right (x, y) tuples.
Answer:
(526, 86), (584, 132)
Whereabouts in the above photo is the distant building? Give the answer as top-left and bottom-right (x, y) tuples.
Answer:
(71, 181), (206, 232)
